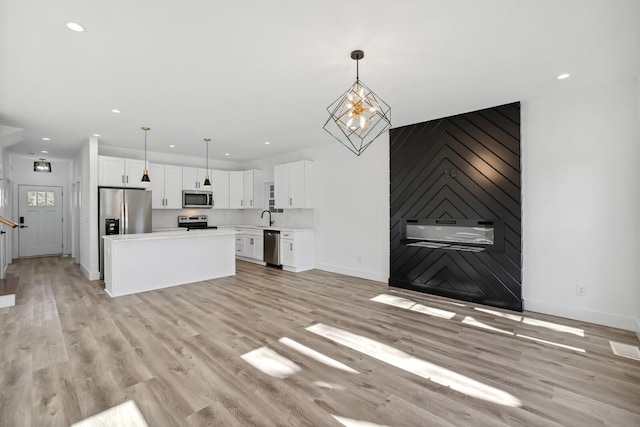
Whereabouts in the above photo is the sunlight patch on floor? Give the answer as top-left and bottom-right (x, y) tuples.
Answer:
(308, 323), (522, 408)
(331, 414), (393, 427)
(241, 346), (301, 379)
(516, 334), (585, 353)
(371, 294), (456, 319)
(474, 307), (523, 322)
(474, 307), (584, 337)
(279, 337), (359, 373)
(462, 316), (514, 335)
(522, 317), (584, 337)
(314, 381), (346, 390)
(72, 400), (148, 427)
(372, 294), (586, 353)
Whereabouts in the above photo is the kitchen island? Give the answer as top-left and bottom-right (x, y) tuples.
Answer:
(102, 229), (236, 297)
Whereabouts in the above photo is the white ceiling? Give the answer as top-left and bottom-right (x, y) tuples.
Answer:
(1, 0), (638, 162)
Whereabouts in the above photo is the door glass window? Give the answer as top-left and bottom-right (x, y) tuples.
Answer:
(27, 190), (55, 207)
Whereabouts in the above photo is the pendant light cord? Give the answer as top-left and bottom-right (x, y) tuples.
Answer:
(144, 130), (147, 168)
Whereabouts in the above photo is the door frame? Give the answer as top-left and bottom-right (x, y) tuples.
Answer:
(17, 184), (64, 258)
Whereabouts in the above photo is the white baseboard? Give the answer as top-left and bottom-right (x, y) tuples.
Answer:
(315, 262), (387, 283)
(0, 294), (15, 308)
(525, 297), (638, 332)
(80, 263), (100, 281)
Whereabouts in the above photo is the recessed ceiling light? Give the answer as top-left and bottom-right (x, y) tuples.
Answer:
(265, 141), (270, 145)
(169, 145), (175, 148)
(111, 109), (121, 113)
(93, 133), (101, 137)
(66, 22), (85, 32)
(67, 22), (84, 33)
(225, 153), (230, 156)
(42, 137), (50, 141)
(41, 150), (48, 154)
(557, 73), (571, 80)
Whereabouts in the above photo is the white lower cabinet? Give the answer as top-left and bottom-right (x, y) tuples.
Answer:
(234, 228), (265, 264)
(243, 234), (264, 260)
(279, 230), (314, 272)
(234, 231), (244, 256)
(225, 227), (313, 271)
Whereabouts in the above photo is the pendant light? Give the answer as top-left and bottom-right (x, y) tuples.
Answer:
(141, 126), (151, 182)
(203, 138), (211, 186)
(323, 49), (391, 156)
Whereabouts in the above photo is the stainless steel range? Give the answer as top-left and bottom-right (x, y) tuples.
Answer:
(177, 215), (217, 230)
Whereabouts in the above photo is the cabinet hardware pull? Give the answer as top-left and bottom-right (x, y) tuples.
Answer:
(122, 175), (125, 183)
(289, 198), (292, 205)
(290, 243), (293, 251)
(126, 175), (129, 184)
(241, 200), (243, 207)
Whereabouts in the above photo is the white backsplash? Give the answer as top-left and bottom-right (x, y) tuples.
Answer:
(240, 209), (315, 228)
(152, 208), (314, 229)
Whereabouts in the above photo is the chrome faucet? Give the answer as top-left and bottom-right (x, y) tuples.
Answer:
(261, 210), (274, 226)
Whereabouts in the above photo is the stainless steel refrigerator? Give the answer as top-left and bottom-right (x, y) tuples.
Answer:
(99, 187), (152, 279)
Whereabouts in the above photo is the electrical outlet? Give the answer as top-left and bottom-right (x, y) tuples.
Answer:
(576, 285), (587, 296)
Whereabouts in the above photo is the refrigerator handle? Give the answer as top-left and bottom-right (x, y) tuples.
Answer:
(121, 203), (126, 234)
(124, 203), (129, 233)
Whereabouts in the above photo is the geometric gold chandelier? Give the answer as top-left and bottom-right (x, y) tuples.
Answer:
(323, 49), (391, 156)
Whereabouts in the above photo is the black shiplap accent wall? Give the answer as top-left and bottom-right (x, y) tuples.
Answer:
(389, 102), (522, 311)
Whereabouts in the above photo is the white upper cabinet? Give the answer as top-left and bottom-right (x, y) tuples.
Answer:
(150, 163), (183, 209)
(210, 170), (230, 209)
(274, 160), (313, 208)
(163, 165), (184, 208)
(182, 166), (208, 191)
(229, 171), (244, 209)
(99, 156), (151, 189)
(243, 169), (264, 209)
(274, 164), (289, 209)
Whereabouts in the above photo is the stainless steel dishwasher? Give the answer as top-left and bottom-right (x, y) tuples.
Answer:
(263, 230), (281, 266)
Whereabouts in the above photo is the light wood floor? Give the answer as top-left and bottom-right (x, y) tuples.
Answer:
(1, 257), (639, 426)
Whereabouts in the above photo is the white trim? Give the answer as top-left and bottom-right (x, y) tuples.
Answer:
(236, 256), (266, 266)
(0, 293), (15, 308)
(315, 262), (387, 283)
(524, 297), (637, 332)
(80, 262), (100, 281)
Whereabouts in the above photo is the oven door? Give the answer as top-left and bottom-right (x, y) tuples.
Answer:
(182, 191), (213, 208)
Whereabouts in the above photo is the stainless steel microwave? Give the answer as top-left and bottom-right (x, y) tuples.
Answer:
(182, 190), (213, 208)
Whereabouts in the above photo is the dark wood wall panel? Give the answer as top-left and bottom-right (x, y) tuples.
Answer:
(389, 102), (522, 311)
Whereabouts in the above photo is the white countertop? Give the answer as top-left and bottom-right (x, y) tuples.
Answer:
(103, 229), (237, 242)
(218, 225), (315, 232)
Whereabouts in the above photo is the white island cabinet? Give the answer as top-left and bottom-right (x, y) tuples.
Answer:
(103, 229), (236, 297)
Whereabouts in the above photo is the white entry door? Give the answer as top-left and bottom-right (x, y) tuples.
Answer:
(18, 185), (63, 257)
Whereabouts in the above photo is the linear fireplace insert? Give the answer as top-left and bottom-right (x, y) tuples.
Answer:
(401, 218), (504, 253)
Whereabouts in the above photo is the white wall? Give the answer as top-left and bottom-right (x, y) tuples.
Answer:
(637, 77), (640, 338)
(74, 137), (99, 280)
(152, 208), (245, 229)
(522, 78), (640, 331)
(9, 155), (72, 258)
(244, 136), (390, 282)
(0, 146), (9, 276)
(98, 145), (243, 170)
